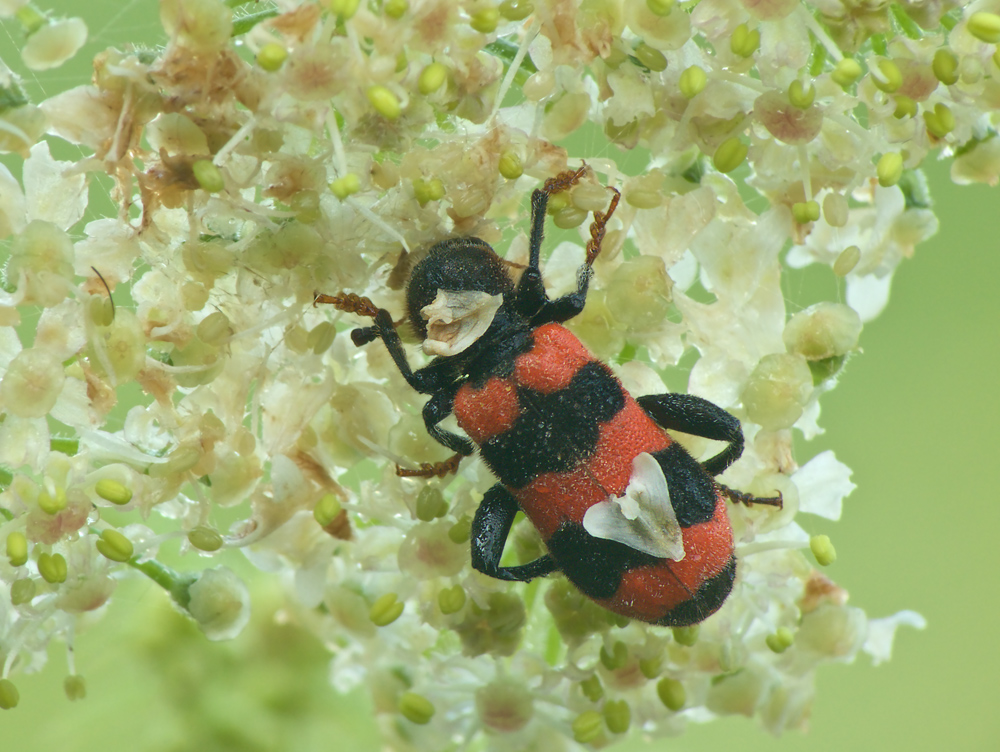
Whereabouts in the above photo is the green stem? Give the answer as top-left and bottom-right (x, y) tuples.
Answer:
(127, 556), (197, 609)
(232, 8), (279, 37)
(485, 38), (538, 87)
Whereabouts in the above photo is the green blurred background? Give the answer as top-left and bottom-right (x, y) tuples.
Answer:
(2, 2), (999, 749)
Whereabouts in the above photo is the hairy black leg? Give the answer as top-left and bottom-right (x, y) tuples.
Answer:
(522, 179), (622, 327)
(422, 385), (474, 456)
(471, 484), (557, 582)
(314, 292), (456, 395)
(636, 393), (745, 476)
(513, 166), (589, 319)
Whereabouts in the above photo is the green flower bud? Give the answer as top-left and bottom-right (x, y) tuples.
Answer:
(64, 675), (86, 701)
(872, 58), (902, 92)
(498, 150), (524, 179)
(370, 592), (405, 626)
(580, 674), (604, 701)
(330, 173), (361, 199)
(831, 58), (863, 87)
(679, 65), (707, 98)
(308, 321), (336, 355)
(572, 710), (604, 744)
(37, 485), (67, 515)
(88, 294), (115, 327)
(599, 640), (628, 670)
(192, 160), (224, 193)
(968, 12), (1000, 43)
(6, 531), (28, 567)
(792, 200), (821, 224)
(834, 245), (861, 276)
(96, 529), (134, 563)
(730, 24), (760, 58)
(766, 626), (795, 653)
(418, 62), (448, 95)
(634, 43), (667, 72)
(713, 137), (747, 173)
(625, 188), (663, 209)
(188, 525), (224, 552)
(0, 678), (19, 709)
(923, 103), (955, 138)
(788, 79), (815, 109)
(657, 677), (686, 710)
(38, 552), (68, 583)
(604, 699), (631, 734)
(552, 206), (588, 229)
(810, 534), (837, 566)
(384, 0), (408, 18)
(639, 654), (663, 679)
(94, 478), (132, 506)
(877, 152), (904, 187)
(893, 95), (917, 119)
(672, 625), (699, 646)
(313, 494), (342, 528)
(438, 584), (466, 614)
(932, 49), (959, 85)
(413, 177), (445, 205)
(448, 514), (471, 543)
(470, 6), (500, 33)
(399, 691), (435, 724)
(257, 43), (288, 72)
(367, 85), (402, 120)
(11, 578), (36, 605)
(415, 486), (448, 521)
(329, 0), (360, 20)
(196, 311), (232, 346)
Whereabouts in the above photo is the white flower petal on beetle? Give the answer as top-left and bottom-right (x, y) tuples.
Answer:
(582, 452), (685, 560)
(420, 289), (504, 357)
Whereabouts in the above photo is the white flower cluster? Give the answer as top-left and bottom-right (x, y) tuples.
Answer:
(6, 0), (988, 742)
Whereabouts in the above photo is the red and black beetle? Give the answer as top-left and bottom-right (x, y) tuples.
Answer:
(317, 166), (780, 626)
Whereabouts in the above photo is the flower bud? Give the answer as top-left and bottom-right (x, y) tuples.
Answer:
(399, 691), (435, 724)
(185, 567), (251, 640)
(256, 43), (287, 72)
(741, 353), (813, 430)
(0, 347), (65, 418)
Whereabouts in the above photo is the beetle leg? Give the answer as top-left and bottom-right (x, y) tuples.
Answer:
(636, 393), (745, 476)
(521, 180), (622, 326)
(638, 393), (783, 508)
(396, 453), (463, 478)
(471, 484), (558, 582)
(394, 386), (474, 477)
(314, 292), (455, 395)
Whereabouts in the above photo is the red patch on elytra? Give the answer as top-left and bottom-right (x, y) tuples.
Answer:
(454, 376), (521, 444)
(598, 496), (734, 623)
(513, 323), (592, 393)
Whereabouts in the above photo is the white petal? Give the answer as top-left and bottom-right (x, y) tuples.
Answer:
(421, 289), (503, 357)
(863, 610), (926, 666)
(582, 453), (685, 560)
(24, 141), (87, 230)
(793, 450), (856, 521)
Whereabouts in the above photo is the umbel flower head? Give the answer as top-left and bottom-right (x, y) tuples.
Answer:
(9, 0), (990, 743)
